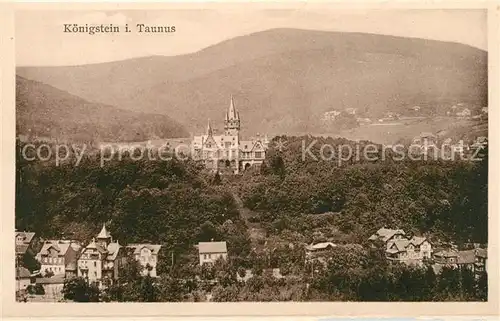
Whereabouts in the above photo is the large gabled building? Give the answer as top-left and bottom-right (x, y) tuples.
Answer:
(192, 96), (269, 174)
(77, 224), (124, 288)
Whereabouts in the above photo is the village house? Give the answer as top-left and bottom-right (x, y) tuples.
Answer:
(126, 244), (162, 277)
(35, 275), (65, 302)
(77, 224), (125, 288)
(305, 242), (337, 260)
(36, 240), (81, 278)
(344, 107), (357, 115)
(433, 249), (459, 265)
(369, 228), (432, 264)
(198, 241), (227, 266)
(322, 110), (342, 122)
(433, 248), (487, 276)
(16, 267), (32, 292)
(236, 268), (284, 282)
(385, 236), (432, 264)
(368, 228), (407, 249)
(474, 248), (487, 274)
(15, 231), (37, 259)
(456, 108), (471, 118)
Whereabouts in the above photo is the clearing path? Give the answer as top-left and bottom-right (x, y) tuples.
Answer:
(229, 189), (266, 241)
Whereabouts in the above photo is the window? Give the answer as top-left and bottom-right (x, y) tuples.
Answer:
(255, 152), (263, 159)
(94, 261), (97, 267)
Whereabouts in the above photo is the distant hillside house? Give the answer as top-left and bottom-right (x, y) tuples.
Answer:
(344, 108), (357, 115)
(321, 110), (341, 122)
(192, 96), (269, 174)
(126, 244), (162, 277)
(368, 228), (406, 248)
(36, 240), (81, 278)
(77, 224), (125, 288)
(305, 242), (337, 260)
(385, 236), (432, 263)
(198, 241), (227, 266)
(433, 248), (487, 276)
(456, 108), (471, 118)
(15, 231), (36, 258)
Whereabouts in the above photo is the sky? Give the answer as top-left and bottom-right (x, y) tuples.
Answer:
(16, 8), (487, 66)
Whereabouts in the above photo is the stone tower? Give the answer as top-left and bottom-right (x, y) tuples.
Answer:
(224, 95), (240, 136)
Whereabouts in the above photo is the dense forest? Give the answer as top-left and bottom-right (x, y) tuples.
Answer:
(237, 136), (488, 245)
(15, 134), (488, 301)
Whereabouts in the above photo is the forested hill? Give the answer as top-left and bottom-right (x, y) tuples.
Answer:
(237, 136), (488, 245)
(16, 76), (188, 143)
(16, 134), (488, 254)
(18, 28), (487, 135)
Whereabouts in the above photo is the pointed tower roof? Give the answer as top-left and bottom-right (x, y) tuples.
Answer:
(228, 95), (237, 120)
(206, 119), (213, 136)
(97, 223), (111, 239)
(87, 238), (97, 249)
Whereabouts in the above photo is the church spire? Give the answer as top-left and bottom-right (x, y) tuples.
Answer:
(206, 119), (213, 136)
(228, 95), (237, 120)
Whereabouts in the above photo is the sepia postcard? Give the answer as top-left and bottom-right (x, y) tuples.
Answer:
(1, 1), (499, 318)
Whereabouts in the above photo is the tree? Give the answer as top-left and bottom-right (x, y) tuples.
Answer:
(119, 253), (143, 283)
(212, 172), (222, 185)
(198, 221), (219, 242)
(460, 266), (475, 299)
(269, 154), (286, 177)
(158, 276), (185, 302)
(475, 271), (488, 301)
(22, 252), (41, 272)
(62, 277), (100, 302)
(27, 284), (45, 295)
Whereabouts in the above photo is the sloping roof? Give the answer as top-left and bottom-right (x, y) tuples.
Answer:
(36, 275), (65, 284)
(16, 232), (35, 245)
(38, 241), (71, 257)
(97, 224), (111, 239)
(457, 250), (476, 264)
(106, 242), (121, 261)
(127, 244), (162, 255)
(410, 236), (427, 246)
(16, 267), (31, 279)
(369, 228), (406, 242)
(198, 241), (227, 254)
(85, 239), (108, 254)
(306, 242), (337, 251)
(388, 239), (410, 252)
(434, 249), (458, 258)
(475, 248), (487, 258)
